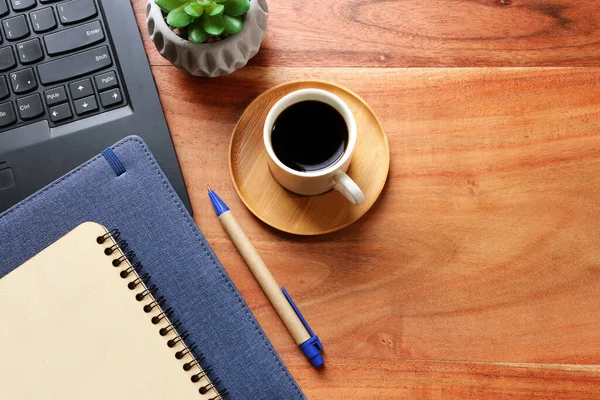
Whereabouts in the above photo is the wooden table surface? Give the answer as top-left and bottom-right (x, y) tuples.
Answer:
(133, 1), (600, 398)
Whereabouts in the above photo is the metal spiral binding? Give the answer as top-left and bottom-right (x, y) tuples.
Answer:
(96, 229), (227, 400)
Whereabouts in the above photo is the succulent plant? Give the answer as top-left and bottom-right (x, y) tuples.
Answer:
(155, 0), (250, 43)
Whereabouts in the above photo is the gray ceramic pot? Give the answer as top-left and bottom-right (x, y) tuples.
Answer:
(146, 0), (268, 77)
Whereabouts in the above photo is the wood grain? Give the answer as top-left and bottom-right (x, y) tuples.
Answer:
(287, 358), (600, 399)
(132, 0), (600, 396)
(145, 65), (600, 397)
(133, 0), (600, 67)
(230, 80), (389, 235)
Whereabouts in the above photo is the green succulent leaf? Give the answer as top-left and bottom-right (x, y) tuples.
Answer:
(167, 4), (195, 27)
(189, 19), (209, 43)
(202, 13), (225, 36)
(193, 0), (211, 6)
(223, 14), (242, 34)
(207, 3), (225, 16)
(155, 0), (187, 13)
(223, 0), (249, 17)
(184, 3), (204, 17)
(214, 0), (228, 3)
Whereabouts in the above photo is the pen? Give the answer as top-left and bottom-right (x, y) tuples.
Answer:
(208, 188), (324, 368)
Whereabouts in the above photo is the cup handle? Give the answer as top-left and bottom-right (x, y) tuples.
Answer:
(332, 171), (365, 205)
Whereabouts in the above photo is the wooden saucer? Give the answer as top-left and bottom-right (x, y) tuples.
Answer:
(229, 80), (390, 235)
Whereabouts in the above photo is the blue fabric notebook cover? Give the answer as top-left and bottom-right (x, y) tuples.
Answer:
(0, 136), (305, 400)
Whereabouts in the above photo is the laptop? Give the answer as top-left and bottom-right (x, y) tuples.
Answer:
(0, 0), (192, 213)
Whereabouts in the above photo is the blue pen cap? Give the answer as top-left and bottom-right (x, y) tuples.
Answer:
(300, 336), (324, 368)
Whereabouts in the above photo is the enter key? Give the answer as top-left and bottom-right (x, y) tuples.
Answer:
(44, 21), (104, 56)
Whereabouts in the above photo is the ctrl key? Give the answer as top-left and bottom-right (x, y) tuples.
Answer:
(17, 93), (44, 120)
(0, 102), (17, 128)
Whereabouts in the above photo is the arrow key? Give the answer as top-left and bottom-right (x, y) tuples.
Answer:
(69, 78), (93, 100)
(49, 102), (72, 122)
(73, 95), (97, 115)
(100, 88), (123, 108)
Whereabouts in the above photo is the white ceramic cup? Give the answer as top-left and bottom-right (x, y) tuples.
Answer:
(264, 89), (365, 205)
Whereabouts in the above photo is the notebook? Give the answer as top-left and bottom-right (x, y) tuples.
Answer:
(0, 136), (305, 400)
(0, 222), (220, 399)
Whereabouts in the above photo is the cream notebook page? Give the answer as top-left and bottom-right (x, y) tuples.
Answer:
(0, 222), (215, 400)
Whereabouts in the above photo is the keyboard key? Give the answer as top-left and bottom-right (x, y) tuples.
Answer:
(0, 0), (8, 17)
(73, 94), (97, 115)
(44, 86), (67, 106)
(16, 93), (44, 119)
(49, 102), (72, 122)
(69, 78), (93, 100)
(16, 38), (43, 64)
(11, 0), (36, 11)
(39, 0), (61, 3)
(9, 68), (37, 94)
(94, 71), (118, 91)
(99, 88), (122, 107)
(0, 76), (8, 100)
(0, 46), (16, 71)
(30, 7), (57, 33)
(3, 15), (30, 41)
(0, 102), (16, 127)
(57, 0), (96, 25)
(37, 46), (112, 84)
(44, 20), (104, 55)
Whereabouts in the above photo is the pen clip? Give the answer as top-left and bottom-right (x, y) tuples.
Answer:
(282, 286), (324, 367)
(281, 286), (317, 339)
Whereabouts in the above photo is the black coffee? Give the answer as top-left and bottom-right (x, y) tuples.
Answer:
(271, 100), (348, 172)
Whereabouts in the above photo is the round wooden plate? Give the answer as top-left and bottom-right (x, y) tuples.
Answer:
(229, 80), (390, 235)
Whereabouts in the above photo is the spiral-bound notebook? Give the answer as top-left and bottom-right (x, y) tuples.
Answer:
(0, 222), (221, 399)
(0, 136), (305, 399)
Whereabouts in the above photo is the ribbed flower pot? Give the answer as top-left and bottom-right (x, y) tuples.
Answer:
(146, 0), (268, 77)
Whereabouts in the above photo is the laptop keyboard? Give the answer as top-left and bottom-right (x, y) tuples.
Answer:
(0, 0), (127, 133)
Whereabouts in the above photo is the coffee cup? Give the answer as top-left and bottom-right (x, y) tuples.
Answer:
(263, 89), (365, 205)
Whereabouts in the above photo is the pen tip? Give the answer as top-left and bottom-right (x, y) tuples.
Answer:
(207, 187), (212, 193)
